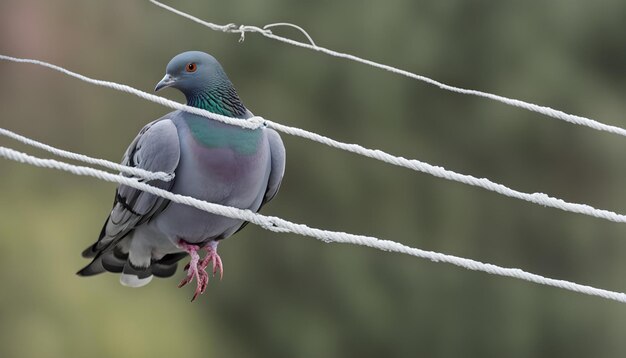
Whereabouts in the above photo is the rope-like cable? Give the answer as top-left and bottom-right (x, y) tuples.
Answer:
(0, 128), (173, 181)
(148, 0), (626, 139)
(2, 54), (626, 226)
(2, 145), (625, 304)
(0, 55), (264, 130)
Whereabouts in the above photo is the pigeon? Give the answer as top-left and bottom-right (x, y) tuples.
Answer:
(77, 51), (286, 301)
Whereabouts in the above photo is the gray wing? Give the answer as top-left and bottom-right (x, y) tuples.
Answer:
(242, 109), (285, 204)
(231, 128), (285, 236)
(82, 117), (180, 257)
(262, 128), (286, 206)
(243, 109), (285, 202)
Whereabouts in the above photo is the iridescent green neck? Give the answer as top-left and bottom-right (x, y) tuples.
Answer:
(185, 116), (262, 155)
(187, 85), (248, 119)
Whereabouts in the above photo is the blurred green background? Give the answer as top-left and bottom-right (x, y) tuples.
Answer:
(1, 0), (626, 357)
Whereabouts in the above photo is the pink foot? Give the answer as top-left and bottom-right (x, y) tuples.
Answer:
(200, 241), (223, 280)
(177, 241), (208, 301)
(177, 240), (223, 301)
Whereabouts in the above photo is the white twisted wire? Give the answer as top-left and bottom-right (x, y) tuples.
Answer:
(0, 128), (173, 181)
(2, 145), (625, 304)
(2, 54), (626, 225)
(149, 0), (626, 138)
(0, 55), (265, 130)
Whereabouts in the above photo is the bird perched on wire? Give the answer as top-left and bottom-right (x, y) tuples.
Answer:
(77, 51), (286, 301)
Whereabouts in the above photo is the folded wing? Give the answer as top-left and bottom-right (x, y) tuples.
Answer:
(78, 116), (180, 274)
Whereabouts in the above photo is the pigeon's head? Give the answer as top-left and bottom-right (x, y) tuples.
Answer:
(155, 51), (229, 97)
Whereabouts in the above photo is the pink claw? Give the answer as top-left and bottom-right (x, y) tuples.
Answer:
(178, 241), (207, 301)
(178, 240), (223, 301)
(201, 241), (224, 280)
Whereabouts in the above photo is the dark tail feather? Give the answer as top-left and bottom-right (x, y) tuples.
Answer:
(152, 252), (186, 278)
(157, 252), (187, 265)
(76, 256), (106, 276)
(82, 221), (109, 258)
(78, 243), (186, 279)
(152, 263), (178, 278)
(81, 243), (99, 258)
(77, 247), (127, 276)
(101, 250), (126, 273)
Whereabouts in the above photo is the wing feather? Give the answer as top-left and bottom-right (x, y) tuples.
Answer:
(231, 128), (285, 236)
(82, 116), (180, 257)
(263, 128), (286, 205)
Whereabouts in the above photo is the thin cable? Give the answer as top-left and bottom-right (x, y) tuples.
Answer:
(149, 0), (626, 139)
(3, 54), (626, 226)
(263, 23), (317, 47)
(2, 145), (626, 304)
(267, 120), (626, 224)
(0, 55), (265, 131)
(0, 128), (172, 181)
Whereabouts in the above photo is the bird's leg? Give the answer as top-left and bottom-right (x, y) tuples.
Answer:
(200, 241), (223, 280)
(177, 240), (209, 301)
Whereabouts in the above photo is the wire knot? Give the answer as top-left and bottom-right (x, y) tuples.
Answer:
(236, 25), (272, 42)
(154, 172), (176, 182)
(247, 116), (267, 129)
(221, 23), (238, 33)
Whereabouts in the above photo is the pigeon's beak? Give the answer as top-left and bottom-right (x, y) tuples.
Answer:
(155, 74), (177, 92)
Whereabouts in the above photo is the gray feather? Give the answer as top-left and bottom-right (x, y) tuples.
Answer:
(78, 117), (180, 274)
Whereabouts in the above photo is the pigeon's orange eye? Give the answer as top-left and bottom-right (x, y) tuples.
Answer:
(186, 63), (197, 72)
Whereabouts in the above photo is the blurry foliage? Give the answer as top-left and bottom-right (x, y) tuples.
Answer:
(1, 0), (626, 357)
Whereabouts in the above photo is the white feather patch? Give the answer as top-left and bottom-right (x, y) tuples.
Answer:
(120, 274), (153, 288)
